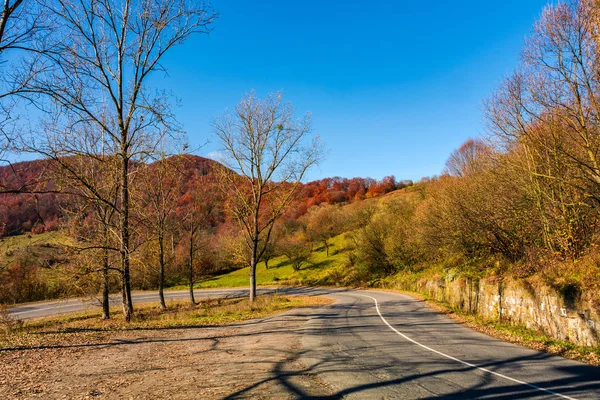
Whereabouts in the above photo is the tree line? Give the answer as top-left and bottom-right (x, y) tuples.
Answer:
(0, 0), (322, 320)
(339, 1), (600, 298)
(4, 0), (595, 321)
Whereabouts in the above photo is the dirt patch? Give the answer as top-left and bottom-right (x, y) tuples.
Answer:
(0, 308), (334, 399)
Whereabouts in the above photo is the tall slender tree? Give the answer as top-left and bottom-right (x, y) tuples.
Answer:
(137, 154), (182, 310)
(26, 0), (216, 321)
(0, 0), (48, 190)
(213, 92), (322, 302)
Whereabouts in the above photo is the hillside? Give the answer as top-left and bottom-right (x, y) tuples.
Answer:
(189, 186), (423, 289)
(0, 159), (64, 237)
(0, 157), (407, 239)
(0, 156), (408, 304)
(0, 156), (223, 238)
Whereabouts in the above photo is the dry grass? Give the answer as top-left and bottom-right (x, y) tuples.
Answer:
(0, 304), (23, 335)
(0, 295), (333, 350)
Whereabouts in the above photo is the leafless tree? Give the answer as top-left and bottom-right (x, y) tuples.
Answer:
(0, 0), (48, 186)
(213, 91), (322, 302)
(47, 140), (122, 319)
(24, 0), (216, 321)
(444, 139), (491, 178)
(180, 171), (220, 305)
(137, 154), (182, 310)
(485, 0), (600, 256)
(260, 220), (284, 269)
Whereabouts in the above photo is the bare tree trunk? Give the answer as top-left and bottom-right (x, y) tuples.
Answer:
(250, 237), (258, 303)
(102, 260), (110, 319)
(121, 270), (128, 320)
(188, 230), (195, 305)
(121, 153), (133, 322)
(158, 232), (166, 310)
(102, 226), (110, 320)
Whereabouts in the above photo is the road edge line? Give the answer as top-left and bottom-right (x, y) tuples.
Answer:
(358, 294), (578, 400)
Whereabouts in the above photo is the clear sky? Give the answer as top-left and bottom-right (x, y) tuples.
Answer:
(156, 1), (549, 182)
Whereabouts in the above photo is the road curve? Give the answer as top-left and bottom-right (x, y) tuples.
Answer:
(301, 289), (600, 399)
(8, 287), (600, 399)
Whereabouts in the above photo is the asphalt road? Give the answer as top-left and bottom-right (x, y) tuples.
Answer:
(8, 287), (281, 320)
(8, 287), (600, 399)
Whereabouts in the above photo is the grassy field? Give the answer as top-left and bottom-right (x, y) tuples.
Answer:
(0, 230), (71, 249)
(0, 231), (72, 267)
(0, 295), (333, 349)
(176, 233), (351, 290)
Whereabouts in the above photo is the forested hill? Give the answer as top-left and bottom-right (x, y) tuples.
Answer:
(0, 159), (63, 237)
(0, 156), (222, 237)
(0, 156), (408, 238)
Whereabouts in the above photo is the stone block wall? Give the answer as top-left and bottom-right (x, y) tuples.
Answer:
(405, 277), (599, 347)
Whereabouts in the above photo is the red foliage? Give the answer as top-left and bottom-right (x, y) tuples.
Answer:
(1, 156), (409, 237)
(0, 160), (64, 237)
(296, 175), (400, 213)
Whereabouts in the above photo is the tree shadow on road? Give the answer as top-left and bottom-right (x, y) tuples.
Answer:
(3, 291), (600, 399)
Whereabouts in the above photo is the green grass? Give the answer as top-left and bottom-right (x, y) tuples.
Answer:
(0, 231), (70, 249)
(0, 231), (73, 267)
(176, 234), (351, 290)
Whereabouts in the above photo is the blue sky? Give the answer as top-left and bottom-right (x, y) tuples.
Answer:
(159, 1), (549, 181)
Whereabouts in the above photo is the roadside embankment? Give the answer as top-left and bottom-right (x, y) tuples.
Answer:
(391, 275), (599, 348)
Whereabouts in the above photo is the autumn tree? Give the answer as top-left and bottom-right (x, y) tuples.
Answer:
(178, 169), (221, 304)
(260, 220), (285, 269)
(137, 155), (183, 310)
(485, 0), (600, 257)
(279, 232), (311, 271)
(445, 139), (490, 178)
(24, 0), (216, 321)
(305, 203), (345, 256)
(213, 91), (322, 302)
(70, 156), (121, 320)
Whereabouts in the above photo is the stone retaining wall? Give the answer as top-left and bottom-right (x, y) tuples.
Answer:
(403, 277), (599, 347)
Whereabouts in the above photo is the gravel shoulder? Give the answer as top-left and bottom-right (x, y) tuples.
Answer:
(0, 307), (334, 399)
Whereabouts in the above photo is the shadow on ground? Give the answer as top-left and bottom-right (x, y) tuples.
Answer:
(3, 288), (600, 399)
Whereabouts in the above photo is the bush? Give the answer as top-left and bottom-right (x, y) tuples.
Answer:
(279, 234), (311, 271)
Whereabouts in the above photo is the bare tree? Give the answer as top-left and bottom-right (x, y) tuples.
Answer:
(444, 139), (491, 178)
(485, 0), (600, 256)
(0, 0), (48, 186)
(260, 220), (284, 269)
(213, 91), (322, 302)
(179, 170), (221, 304)
(47, 145), (122, 319)
(182, 199), (204, 305)
(137, 154), (182, 310)
(25, 0), (216, 321)
(184, 205), (200, 304)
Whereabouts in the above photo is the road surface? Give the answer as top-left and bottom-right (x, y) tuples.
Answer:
(8, 287), (600, 399)
(8, 287), (282, 320)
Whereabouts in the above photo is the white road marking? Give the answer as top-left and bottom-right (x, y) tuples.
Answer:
(359, 294), (578, 400)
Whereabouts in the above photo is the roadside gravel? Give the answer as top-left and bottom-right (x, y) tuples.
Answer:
(0, 307), (334, 399)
